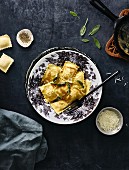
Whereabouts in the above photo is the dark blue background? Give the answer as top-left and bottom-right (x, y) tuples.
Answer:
(0, 0), (129, 169)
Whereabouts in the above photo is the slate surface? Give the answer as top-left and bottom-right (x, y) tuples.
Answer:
(0, 0), (129, 170)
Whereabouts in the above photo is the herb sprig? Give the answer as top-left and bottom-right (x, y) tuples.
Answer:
(81, 22), (101, 49)
(69, 11), (101, 49)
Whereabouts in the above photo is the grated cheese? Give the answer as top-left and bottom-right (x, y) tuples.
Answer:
(97, 109), (120, 132)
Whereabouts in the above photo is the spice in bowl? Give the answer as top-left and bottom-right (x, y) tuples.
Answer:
(96, 107), (123, 135)
(16, 29), (34, 48)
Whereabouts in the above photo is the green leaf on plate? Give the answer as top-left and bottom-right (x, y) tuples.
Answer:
(52, 73), (59, 82)
(93, 37), (101, 49)
(81, 38), (90, 43)
(89, 24), (101, 36)
(80, 18), (88, 36)
(66, 82), (71, 94)
(52, 96), (62, 103)
(77, 80), (84, 88)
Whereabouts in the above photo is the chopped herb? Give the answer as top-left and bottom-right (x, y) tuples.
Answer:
(93, 37), (101, 49)
(81, 38), (90, 43)
(70, 11), (79, 18)
(77, 80), (84, 88)
(52, 96), (62, 103)
(88, 24), (101, 36)
(51, 82), (66, 86)
(80, 18), (88, 36)
(53, 74), (59, 82)
(51, 82), (57, 85)
(56, 82), (66, 86)
(66, 82), (71, 94)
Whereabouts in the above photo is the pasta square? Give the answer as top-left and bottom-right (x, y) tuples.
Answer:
(42, 64), (61, 83)
(0, 34), (12, 51)
(0, 53), (14, 73)
(60, 61), (79, 81)
(50, 100), (69, 114)
(39, 83), (58, 103)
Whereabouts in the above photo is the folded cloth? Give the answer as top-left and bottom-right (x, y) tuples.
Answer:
(0, 108), (48, 170)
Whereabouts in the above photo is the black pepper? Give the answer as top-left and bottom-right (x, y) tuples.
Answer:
(19, 32), (31, 43)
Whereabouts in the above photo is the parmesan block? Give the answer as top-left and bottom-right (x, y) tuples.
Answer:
(0, 34), (12, 51)
(0, 53), (14, 73)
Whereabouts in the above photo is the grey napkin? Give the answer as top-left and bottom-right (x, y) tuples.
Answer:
(0, 108), (48, 170)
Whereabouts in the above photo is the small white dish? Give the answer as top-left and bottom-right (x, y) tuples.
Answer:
(96, 107), (123, 135)
(16, 29), (34, 47)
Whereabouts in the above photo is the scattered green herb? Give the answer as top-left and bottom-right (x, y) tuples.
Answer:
(52, 74), (59, 82)
(77, 80), (84, 88)
(81, 38), (90, 43)
(52, 96), (62, 103)
(56, 82), (66, 86)
(93, 37), (101, 49)
(88, 24), (101, 36)
(80, 18), (88, 36)
(70, 11), (79, 18)
(66, 82), (71, 94)
(51, 82), (66, 86)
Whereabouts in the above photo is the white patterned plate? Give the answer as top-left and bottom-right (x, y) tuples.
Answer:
(25, 47), (102, 124)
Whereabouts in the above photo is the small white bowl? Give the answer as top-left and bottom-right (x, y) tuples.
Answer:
(16, 29), (34, 48)
(96, 107), (123, 135)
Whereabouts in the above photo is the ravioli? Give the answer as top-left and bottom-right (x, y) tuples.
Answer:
(0, 34), (12, 51)
(60, 61), (79, 81)
(50, 100), (69, 114)
(42, 64), (61, 83)
(39, 61), (91, 114)
(39, 83), (57, 103)
(55, 84), (68, 98)
(0, 53), (14, 73)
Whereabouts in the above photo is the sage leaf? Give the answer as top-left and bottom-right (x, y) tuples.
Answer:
(52, 74), (59, 82)
(93, 37), (101, 49)
(52, 96), (62, 103)
(80, 18), (88, 36)
(81, 38), (90, 43)
(70, 11), (79, 18)
(56, 82), (66, 86)
(66, 82), (71, 94)
(89, 24), (101, 36)
(51, 82), (66, 86)
(77, 80), (84, 88)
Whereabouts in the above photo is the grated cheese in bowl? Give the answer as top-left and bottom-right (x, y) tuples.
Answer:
(96, 107), (123, 135)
